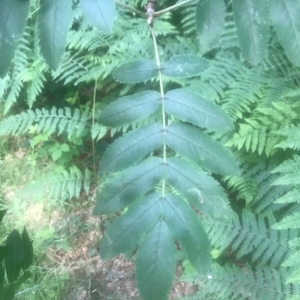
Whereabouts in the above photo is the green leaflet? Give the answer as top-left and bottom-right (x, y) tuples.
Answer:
(101, 123), (164, 173)
(5, 230), (25, 283)
(162, 194), (211, 274)
(165, 123), (239, 175)
(166, 157), (232, 219)
(232, 0), (269, 64)
(94, 157), (163, 214)
(21, 228), (33, 271)
(80, 0), (115, 33)
(100, 193), (162, 258)
(268, 0), (300, 66)
(161, 55), (210, 78)
(37, 0), (73, 70)
(136, 220), (176, 300)
(99, 90), (161, 127)
(113, 60), (158, 83)
(196, 0), (226, 49)
(164, 89), (233, 131)
(0, 0), (29, 77)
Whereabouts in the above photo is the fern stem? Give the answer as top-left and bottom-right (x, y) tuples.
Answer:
(150, 26), (167, 197)
(115, 1), (147, 18)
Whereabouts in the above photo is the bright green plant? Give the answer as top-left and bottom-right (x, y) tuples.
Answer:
(1, 0), (300, 299)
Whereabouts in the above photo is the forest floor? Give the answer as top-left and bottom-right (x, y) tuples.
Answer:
(1, 148), (199, 300)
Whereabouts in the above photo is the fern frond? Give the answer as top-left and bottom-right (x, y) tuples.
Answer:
(204, 210), (296, 268)
(4, 29), (31, 113)
(181, 264), (300, 300)
(272, 155), (300, 186)
(19, 58), (48, 107)
(20, 166), (91, 201)
(0, 107), (90, 138)
(227, 101), (296, 155)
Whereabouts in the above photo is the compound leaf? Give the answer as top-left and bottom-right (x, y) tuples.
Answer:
(94, 157), (163, 214)
(233, 0), (269, 64)
(196, 0), (226, 48)
(100, 90), (161, 127)
(164, 89), (233, 131)
(37, 0), (73, 69)
(268, 0), (300, 66)
(163, 194), (211, 274)
(161, 55), (210, 78)
(0, 0), (29, 76)
(100, 193), (162, 258)
(101, 123), (164, 173)
(81, 0), (115, 33)
(165, 123), (239, 175)
(136, 220), (176, 300)
(113, 60), (158, 83)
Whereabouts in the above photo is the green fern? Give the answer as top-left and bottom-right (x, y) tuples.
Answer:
(181, 264), (300, 300)
(204, 209), (297, 268)
(0, 107), (90, 138)
(20, 166), (91, 201)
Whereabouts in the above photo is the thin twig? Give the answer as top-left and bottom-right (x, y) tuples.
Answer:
(115, 0), (147, 18)
(155, 0), (197, 17)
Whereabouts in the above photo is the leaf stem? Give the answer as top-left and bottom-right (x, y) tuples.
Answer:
(115, 0), (147, 18)
(150, 26), (167, 197)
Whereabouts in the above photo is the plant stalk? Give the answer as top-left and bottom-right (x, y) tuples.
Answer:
(92, 79), (98, 177)
(150, 26), (167, 197)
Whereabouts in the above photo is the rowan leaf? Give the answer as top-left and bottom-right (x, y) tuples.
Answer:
(136, 220), (176, 300)
(166, 157), (232, 219)
(113, 60), (158, 83)
(37, 0), (73, 69)
(196, 0), (226, 48)
(161, 55), (210, 78)
(101, 123), (164, 173)
(100, 90), (161, 127)
(163, 194), (211, 274)
(232, 0), (269, 64)
(81, 0), (115, 33)
(100, 193), (162, 258)
(94, 157), (163, 214)
(164, 89), (233, 131)
(268, 0), (300, 66)
(165, 123), (239, 175)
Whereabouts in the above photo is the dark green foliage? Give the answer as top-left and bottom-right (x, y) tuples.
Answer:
(196, 0), (226, 49)
(0, 212), (33, 300)
(268, 0), (300, 66)
(0, 0), (29, 76)
(80, 0), (115, 33)
(136, 220), (176, 300)
(232, 0), (269, 64)
(94, 42), (237, 297)
(1, 0), (300, 299)
(37, 0), (73, 69)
